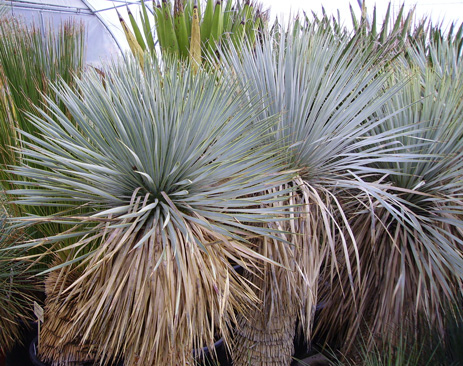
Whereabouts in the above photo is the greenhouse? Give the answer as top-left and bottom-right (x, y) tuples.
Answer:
(1, 1), (463, 366)
(0, 0), (144, 64)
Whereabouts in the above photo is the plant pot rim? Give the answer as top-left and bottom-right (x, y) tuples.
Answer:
(28, 337), (47, 366)
(193, 337), (224, 358)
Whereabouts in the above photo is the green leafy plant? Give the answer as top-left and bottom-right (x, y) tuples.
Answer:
(0, 16), (87, 361)
(330, 328), (431, 366)
(431, 301), (463, 365)
(0, 16), (85, 234)
(0, 214), (37, 355)
(330, 304), (463, 366)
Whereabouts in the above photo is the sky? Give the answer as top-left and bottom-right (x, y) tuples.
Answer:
(262, 0), (463, 30)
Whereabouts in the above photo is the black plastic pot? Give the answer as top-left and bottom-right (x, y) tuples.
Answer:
(193, 337), (224, 358)
(6, 321), (37, 366)
(28, 337), (49, 366)
(28, 338), (46, 366)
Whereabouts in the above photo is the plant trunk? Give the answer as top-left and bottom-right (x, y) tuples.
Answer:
(231, 180), (328, 365)
(232, 267), (297, 366)
(38, 264), (95, 365)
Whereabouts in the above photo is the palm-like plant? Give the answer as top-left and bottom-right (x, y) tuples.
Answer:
(316, 38), (463, 350)
(221, 22), (411, 365)
(10, 56), (293, 365)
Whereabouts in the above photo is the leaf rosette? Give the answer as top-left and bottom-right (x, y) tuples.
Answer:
(10, 58), (293, 365)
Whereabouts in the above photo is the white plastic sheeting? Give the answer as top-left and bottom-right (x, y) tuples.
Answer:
(0, 0), (150, 65)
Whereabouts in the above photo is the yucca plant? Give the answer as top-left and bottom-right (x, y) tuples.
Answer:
(349, 1), (415, 52)
(407, 21), (463, 78)
(221, 20), (414, 365)
(10, 55), (294, 365)
(316, 35), (463, 351)
(120, 0), (267, 68)
(301, 1), (416, 57)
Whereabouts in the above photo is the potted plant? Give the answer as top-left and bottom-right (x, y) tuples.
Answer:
(221, 11), (421, 365)
(11, 55), (294, 365)
(317, 31), (463, 351)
